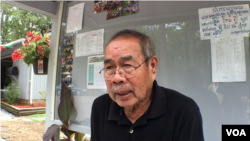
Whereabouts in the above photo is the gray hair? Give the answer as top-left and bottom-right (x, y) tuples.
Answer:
(108, 29), (155, 65)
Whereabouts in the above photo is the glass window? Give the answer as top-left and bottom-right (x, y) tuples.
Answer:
(54, 1), (250, 139)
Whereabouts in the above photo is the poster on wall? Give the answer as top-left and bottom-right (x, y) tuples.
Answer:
(87, 55), (106, 89)
(198, 4), (250, 40)
(93, 1), (139, 20)
(75, 29), (104, 57)
(66, 2), (85, 33)
(211, 37), (246, 82)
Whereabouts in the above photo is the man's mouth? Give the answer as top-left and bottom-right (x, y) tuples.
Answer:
(115, 91), (133, 100)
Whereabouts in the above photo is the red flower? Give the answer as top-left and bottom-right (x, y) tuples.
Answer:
(27, 31), (33, 37)
(0, 46), (2, 51)
(11, 49), (24, 61)
(14, 49), (18, 53)
(35, 34), (41, 41)
(19, 52), (24, 59)
(12, 54), (16, 61)
(39, 50), (45, 56)
(38, 46), (43, 51)
(31, 36), (35, 40)
(25, 38), (29, 43)
(24, 42), (29, 47)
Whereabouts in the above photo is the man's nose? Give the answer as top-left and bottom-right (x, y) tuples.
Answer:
(112, 70), (126, 84)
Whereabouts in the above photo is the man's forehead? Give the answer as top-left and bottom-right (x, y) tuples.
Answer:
(108, 35), (140, 46)
(105, 36), (141, 54)
(104, 55), (137, 64)
(104, 36), (143, 62)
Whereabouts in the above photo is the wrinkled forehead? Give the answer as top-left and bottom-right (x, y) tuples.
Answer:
(105, 36), (142, 53)
(104, 55), (139, 65)
(104, 36), (144, 63)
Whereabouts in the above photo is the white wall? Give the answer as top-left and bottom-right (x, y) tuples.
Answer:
(31, 70), (48, 100)
(13, 60), (48, 100)
(13, 60), (29, 99)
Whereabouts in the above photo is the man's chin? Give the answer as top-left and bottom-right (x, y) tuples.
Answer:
(116, 101), (136, 109)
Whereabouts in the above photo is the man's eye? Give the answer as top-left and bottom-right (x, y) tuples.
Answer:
(106, 66), (114, 69)
(123, 64), (132, 67)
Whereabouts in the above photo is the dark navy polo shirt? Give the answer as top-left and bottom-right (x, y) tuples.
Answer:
(91, 81), (204, 141)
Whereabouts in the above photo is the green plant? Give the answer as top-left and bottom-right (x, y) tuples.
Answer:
(43, 82), (85, 141)
(6, 82), (21, 105)
(11, 31), (51, 66)
(27, 114), (46, 122)
(1, 4), (53, 45)
(39, 89), (46, 101)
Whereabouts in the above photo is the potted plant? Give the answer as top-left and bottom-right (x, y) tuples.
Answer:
(11, 31), (51, 75)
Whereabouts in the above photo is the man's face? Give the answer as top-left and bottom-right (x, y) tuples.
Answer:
(104, 36), (156, 108)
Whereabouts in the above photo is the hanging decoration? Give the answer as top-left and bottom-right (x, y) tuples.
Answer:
(11, 30), (51, 75)
(5, 45), (12, 48)
(0, 45), (15, 51)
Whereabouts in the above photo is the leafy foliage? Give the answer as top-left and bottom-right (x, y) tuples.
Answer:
(58, 82), (74, 133)
(6, 82), (21, 105)
(75, 132), (85, 141)
(1, 3), (52, 44)
(43, 124), (61, 141)
(11, 31), (51, 66)
(43, 82), (85, 141)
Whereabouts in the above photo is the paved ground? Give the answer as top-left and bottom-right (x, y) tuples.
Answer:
(1, 108), (16, 120)
(0, 108), (45, 141)
(0, 108), (90, 141)
(1, 108), (16, 141)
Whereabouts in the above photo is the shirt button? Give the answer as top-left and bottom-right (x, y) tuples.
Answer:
(130, 129), (134, 134)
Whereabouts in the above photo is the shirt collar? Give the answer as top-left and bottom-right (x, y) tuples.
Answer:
(108, 80), (166, 121)
(145, 80), (166, 119)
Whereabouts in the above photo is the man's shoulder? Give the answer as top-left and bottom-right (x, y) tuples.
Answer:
(159, 86), (200, 110)
(92, 94), (112, 109)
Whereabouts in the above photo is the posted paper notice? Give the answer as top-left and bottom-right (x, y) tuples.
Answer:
(87, 55), (106, 89)
(66, 2), (85, 33)
(211, 37), (246, 82)
(75, 29), (104, 57)
(198, 4), (250, 40)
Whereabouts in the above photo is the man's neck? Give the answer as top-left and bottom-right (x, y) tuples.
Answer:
(124, 90), (153, 124)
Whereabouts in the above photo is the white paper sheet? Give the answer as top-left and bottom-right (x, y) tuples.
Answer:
(75, 29), (104, 57)
(66, 2), (85, 33)
(211, 37), (246, 82)
(87, 55), (106, 89)
(199, 4), (250, 40)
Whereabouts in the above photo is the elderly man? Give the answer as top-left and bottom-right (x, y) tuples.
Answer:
(91, 29), (204, 141)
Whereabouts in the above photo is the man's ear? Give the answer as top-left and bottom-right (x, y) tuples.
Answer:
(149, 56), (158, 78)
